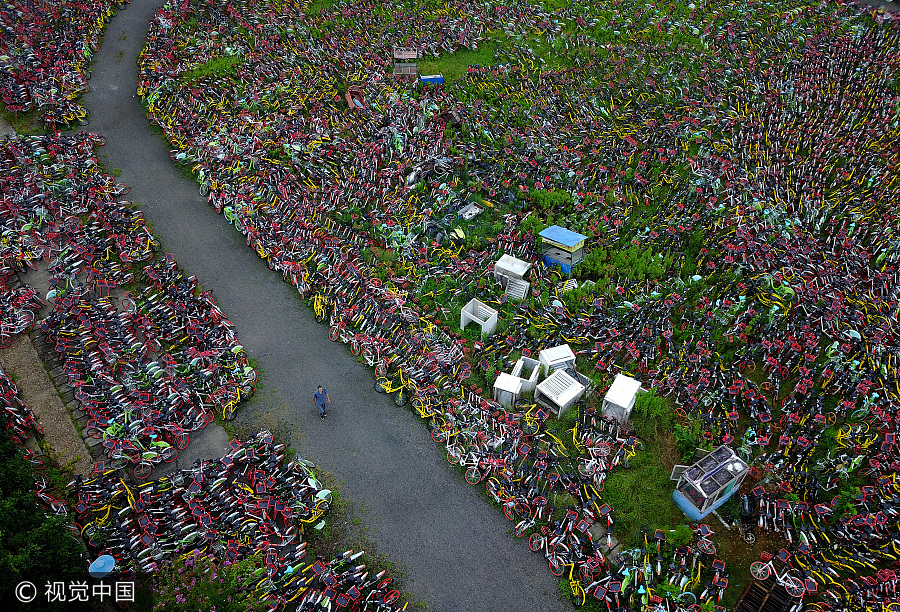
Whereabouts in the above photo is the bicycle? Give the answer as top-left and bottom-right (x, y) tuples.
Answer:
(750, 549), (806, 598)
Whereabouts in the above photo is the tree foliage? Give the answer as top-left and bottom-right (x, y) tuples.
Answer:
(0, 435), (86, 609)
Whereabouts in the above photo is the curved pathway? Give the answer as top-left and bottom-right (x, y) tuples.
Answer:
(79, 2), (569, 611)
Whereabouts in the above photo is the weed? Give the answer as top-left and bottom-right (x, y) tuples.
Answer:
(0, 100), (45, 135)
(179, 54), (244, 84)
(418, 42), (501, 82)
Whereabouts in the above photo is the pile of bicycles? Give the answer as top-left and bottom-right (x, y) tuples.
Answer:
(137, 0), (900, 607)
(71, 429), (405, 611)
(0, 133), (256, 477)
(0, 365), (79, 521)
(0, 0), (126, 125)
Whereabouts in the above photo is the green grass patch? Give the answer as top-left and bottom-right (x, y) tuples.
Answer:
(601, 431), (684, 547)
(0, 100), (46, 136)
(306, 0), (338, 15)
(418, 41), (500, 82)
(179, 54), (244, 84)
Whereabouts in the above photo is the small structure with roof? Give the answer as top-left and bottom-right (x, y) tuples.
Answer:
(393, 46), (418, 75)
(671, 445), (750, 521)
(493, 372), (524, 407)
(538, 344), (577, 378)
(345, 85), (366, 111)
(419, 74), (444, 86)
(601, 373), (642, 423)
(538, 225), (587, 275)
(510, 356), (541, 392)
(494, 254), (532, 285)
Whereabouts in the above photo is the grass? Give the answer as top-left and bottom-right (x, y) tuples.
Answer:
(179, 54), (244, 84)
(0, 100), (46, 136)
(601, 433), (686, 547)
(306, 0), (338, 15)
(417, 41), (501, 82)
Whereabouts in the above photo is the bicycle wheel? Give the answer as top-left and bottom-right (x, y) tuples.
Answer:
(578, 461), (596, 478)
(374, 380), (387, 393)
(784, 576), (805, 598)
(393, 390), (408, 407)
(328, 326), (340, 342)
(172, 433), (189, 450)
(241, 381), (256, 397)
(515, 501), (531, 519)
(750, 561), (771, 581)
(572, 584), (586, 607)
(522, 420), (539, 435)
(133, 462), (151, 480)
(549, 556), (566, 576)
(465, 467), (482, 485)
(223, 402), (237, 421)
(677, 591), (697, 605)
(362, 348), (375, 366)
(528, 533), (544, 552)
(160, 446), (178, 462)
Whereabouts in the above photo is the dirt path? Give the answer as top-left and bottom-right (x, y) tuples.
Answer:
(71, 2), (571, 611)
(0, 332), (93, 476)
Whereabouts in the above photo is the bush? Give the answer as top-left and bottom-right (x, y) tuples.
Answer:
(0, 434), (86, 609)
(674, 423), (698, 462)
(149, 551), (267, 611)
(666, 523), (693, 547)
(632, 389), (673, 438)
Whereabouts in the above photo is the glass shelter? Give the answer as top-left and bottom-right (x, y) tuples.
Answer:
(671, 445), (749, 521)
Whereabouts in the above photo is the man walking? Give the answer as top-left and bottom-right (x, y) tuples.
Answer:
(314, 385), (330, 419)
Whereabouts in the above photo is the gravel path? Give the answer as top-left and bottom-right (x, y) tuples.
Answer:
(77, 2), (571, 610)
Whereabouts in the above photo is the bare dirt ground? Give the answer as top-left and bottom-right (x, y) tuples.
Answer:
(0, 333), (93, 475)
(0, 116), (94, 475)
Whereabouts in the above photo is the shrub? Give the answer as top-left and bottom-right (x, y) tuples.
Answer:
(149, 551), (267, 612)
(666, 523), (694, 547)
(0, 434), (86, 609)
(632, 389), (673, 438)
(674, 423), (698, 462)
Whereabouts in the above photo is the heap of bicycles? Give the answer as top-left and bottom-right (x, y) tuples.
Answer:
(131, 0), (900, 608)
(0, 0), (895, 607)
(0, 0), (127, 125)
(3, 362), (411, 612)
(0, 132), (257, 479)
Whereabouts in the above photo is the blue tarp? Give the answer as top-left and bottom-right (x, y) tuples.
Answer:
(419, 74), (444, 85)
(539, 225), (587, 247)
